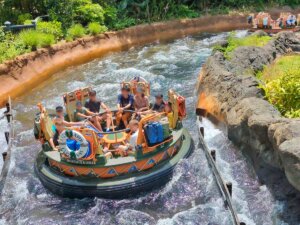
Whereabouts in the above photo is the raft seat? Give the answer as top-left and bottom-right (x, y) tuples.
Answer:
(64, 87), (91, 122)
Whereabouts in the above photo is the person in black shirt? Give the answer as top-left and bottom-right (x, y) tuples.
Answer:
(151, 94), (165, 112)
(116, 87), (134, 127)
(85, 90), (112, 131)
(138, 93), (165, 116)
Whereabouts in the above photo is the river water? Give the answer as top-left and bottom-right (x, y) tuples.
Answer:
(0, 31), (299, 225)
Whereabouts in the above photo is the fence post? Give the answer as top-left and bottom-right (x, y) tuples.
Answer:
(210, 149), (216, 161)
(4, 132), (9, 144)
(226, 182), (233, 197)
(200, 127), (204, 137)
(2, 152), (7, 161)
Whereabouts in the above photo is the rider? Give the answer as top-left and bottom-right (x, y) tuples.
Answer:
(74, 101), (103, 131)
(116, 119), (139, 156)
(137, 93), (165, 116)
(85, 90), (112, 132)
(49, 120), (65, 151)
(116, 87), (134, 128)
(165, 102), (175, 129)
(53, 106), (84, 128)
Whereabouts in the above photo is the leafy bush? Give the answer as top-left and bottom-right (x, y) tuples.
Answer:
(23, 20), (33, 25)
(17, 13), (32, 24)
(87, 22), (107, 35)
(214, 33), (272, 59)
(37, 21), (63, 40)
(113, 17), (137, 30)
(103, 6), (118, 28)
(0, 30), (27, 63)
(260, 55), (300, 118)
(75, 3), (105, 25)
(17, 30), (55, 50)
(66, 24), (86, 41)
(167, 4), (199, 19)
(263, 72), (300, 118)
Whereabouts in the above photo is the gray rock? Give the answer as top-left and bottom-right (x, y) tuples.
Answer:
(252, 30), (268, 37)
(197, 31), (300, 191)
(278, 138), (300, 191)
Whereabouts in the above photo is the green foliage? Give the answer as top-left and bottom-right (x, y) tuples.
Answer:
(47, 0), (74, 29)
(261, 55), (300, 118)
(23, 20), (33, 25)
(17, 13), (32, 24)
(75, 3), (105, 25)
(66, 24), (86, 41)
(103, 6), (118, 28)
(0, 29), (28, 63)
(214, 33), (272, 59)
(166, 4), (199, 19)
(87, 22), (107, 35)
(113, 17), (137, 30)
(36, 21), (63, 40)
(17, 30), (55, 50)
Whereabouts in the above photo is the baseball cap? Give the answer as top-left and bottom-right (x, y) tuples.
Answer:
(56, 106), (63, 112)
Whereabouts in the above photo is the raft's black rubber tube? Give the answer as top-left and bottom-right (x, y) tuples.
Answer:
(34, 137), (194, 199)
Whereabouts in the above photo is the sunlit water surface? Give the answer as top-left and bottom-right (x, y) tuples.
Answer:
(0, 31), (299, 225)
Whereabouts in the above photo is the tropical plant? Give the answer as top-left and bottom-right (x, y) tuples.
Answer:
(263, 70), (300, 118)
(75, 3), (105, 25)
(87, 22), (107, 35)
(17, 13), (32, 24)
(66, 24), (86, 41)
(17, 30), (55, 50)
(36, 21), (63, 40)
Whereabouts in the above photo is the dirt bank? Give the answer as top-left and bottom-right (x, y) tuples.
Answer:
(197, 31), (300, 191)
(0, 14), (250, 106)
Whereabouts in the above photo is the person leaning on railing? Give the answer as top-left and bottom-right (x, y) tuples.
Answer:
(74, 101), (103, 131)
(85, 90), (112, 132)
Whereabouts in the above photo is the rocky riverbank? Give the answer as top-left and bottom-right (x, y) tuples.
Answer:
(197, 31), (300, 191)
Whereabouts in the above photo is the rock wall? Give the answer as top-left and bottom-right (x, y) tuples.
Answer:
(197, 31), (300, 191)
(0, 15), (250, 107)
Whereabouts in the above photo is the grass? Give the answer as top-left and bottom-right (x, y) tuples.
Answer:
(18, 30), (55, 50)
(259, 55), (300, 118)
(214, 33), (272, 59)
(257, 55), (300, 81)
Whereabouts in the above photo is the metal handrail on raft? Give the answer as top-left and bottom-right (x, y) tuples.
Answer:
(0, 97), (15, 194)
(196, 112), (245, 225)
(84, 109), (135, 135)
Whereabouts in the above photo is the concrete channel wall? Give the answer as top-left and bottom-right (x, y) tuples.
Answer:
(0, 15), (250, 107)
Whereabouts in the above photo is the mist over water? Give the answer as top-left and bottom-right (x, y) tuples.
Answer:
(0, 31), (299, 225)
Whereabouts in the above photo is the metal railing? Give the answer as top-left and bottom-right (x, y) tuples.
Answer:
(0, 97), (14, 194)
(1, 15), (49, 33)
(196, 108), (245, 225)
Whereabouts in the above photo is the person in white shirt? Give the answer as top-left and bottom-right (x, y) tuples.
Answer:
(117, 120), (139, 156)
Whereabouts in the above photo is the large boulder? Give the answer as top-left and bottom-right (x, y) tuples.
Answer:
(197, 31), (300, 191)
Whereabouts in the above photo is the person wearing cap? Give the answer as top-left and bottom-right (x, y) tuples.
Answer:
(74, 101), (103, 131)
(85, 90), (112, 132)
(52, 106), (84, 129)
(116, 87), (134, 128)
(152, 93), (165, 112)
